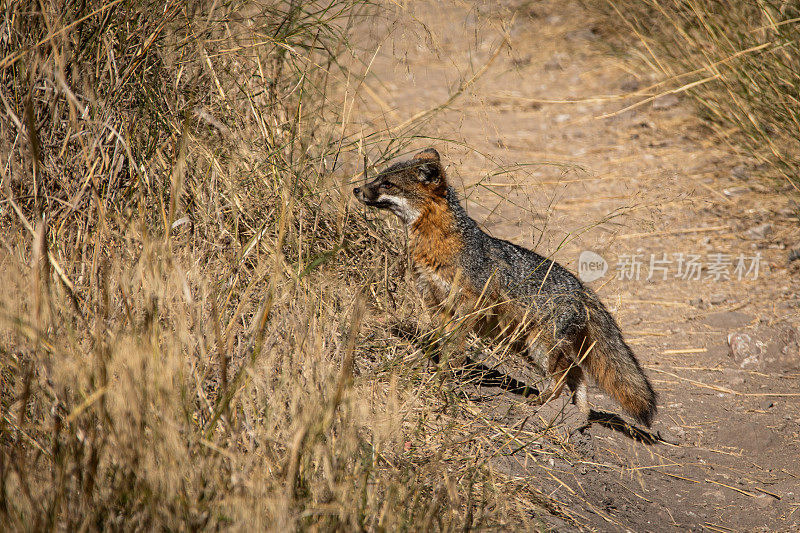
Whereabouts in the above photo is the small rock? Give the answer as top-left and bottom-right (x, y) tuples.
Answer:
(728, 332), (761, 369)
(731, 165), (750, 180)
(789, 248), (800, 262)
(554, 113), (571, 123)
(709, 293), (726, 305)
(746, 223), (773, 240)
(689, 297), (704, 308)
(755, 494), (775, 508)
(723, 186), (748, 197)
(652, 94), (679, 110)
(666, 426), (686, 439)
(760, 399), (774, 410)
(702, 490), (726, 501)
(727, 324), (799, 371)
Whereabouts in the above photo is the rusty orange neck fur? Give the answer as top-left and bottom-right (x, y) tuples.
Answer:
(409, 196), (464, 272)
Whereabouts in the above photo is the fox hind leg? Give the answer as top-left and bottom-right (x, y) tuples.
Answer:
(566, 366), (590, 417)
(524, 338), (559, 405)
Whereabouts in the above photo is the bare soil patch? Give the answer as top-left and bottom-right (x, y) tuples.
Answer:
(355, 1), (800, 530)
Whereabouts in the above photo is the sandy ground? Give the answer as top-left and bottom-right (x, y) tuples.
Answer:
(354, 1), (800, 530)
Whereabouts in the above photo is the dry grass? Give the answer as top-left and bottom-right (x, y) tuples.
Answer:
(0, 0), (580, 529)
(592, 0), (800, 188)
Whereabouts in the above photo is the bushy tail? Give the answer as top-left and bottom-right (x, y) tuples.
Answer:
(581, 294), (657, 427)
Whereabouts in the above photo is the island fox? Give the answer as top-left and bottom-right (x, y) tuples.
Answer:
(353, 148), (657, 426)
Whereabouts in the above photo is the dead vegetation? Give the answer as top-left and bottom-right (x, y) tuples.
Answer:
(591, 0), (800, 189)
(0, 0), (591, 529)
(7, 0), (797, 529)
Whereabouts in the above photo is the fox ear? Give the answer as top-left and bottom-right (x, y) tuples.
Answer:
(413, 148), (440, 162)
(416, 161), (441, 184)
(413, 148), (442, 183)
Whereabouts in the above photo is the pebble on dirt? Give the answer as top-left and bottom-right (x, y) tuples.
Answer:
(746, 222), (773, 240)
(652, 94), (679, 110)
(708, 293), (726, 305)
(728, 325), (800, 371)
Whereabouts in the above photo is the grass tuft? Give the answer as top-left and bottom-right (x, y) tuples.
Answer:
(0, 0), (575, 529)
(592, 0), (800, 187)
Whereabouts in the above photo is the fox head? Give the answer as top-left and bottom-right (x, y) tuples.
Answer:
(353, 148), (447, 225)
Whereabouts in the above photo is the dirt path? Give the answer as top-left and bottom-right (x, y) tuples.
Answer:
(356, 1), (800, 530)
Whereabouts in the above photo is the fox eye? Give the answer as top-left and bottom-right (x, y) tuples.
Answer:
(379, 182), (394, 190)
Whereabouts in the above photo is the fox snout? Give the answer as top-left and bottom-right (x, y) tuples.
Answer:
(353, 179), (420, 223)
(352, 182), (387, 208)
(352, 185), (373, 205)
